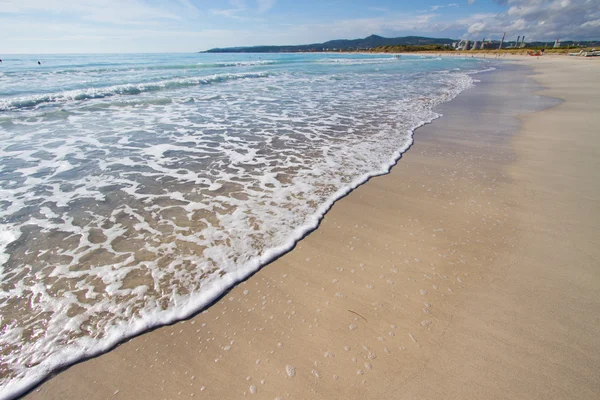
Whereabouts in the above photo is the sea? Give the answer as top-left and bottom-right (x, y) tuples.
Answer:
(0, 52), (492, 398)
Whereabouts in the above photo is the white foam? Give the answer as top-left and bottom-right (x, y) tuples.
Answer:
(0, 56), (480, 399)
(318, 58), (399, 65)
(0, 225), (20, 280)
(204, 60), (278, 67)
(0, 71), (272, 111)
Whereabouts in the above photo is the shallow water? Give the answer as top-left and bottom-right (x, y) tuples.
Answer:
(0, 52), (491, 398)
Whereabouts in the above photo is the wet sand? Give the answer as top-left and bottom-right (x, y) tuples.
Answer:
(24, 58), (600, 399)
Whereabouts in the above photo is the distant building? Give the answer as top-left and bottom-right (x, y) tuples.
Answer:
(499, 33), (506, 50)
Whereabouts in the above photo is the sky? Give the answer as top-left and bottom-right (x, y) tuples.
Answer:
(0, 0), (599, 53)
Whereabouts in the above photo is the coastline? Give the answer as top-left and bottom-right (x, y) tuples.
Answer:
(393, 55), (600, 399)
(0, 53), (476, 400)
(23, 57), (600, 399)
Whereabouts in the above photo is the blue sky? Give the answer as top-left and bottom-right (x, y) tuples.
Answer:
(1, 0), (598, 53)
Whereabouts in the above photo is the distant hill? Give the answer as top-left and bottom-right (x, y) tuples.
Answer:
(202, 34), (455, 53)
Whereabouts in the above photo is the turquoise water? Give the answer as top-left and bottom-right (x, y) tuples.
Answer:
(1, 53), (481, 108)
(0, 52), (491, 398)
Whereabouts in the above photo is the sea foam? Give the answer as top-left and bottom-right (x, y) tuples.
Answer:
(0, 72), (271, 111)
(0, 53), (489, 399)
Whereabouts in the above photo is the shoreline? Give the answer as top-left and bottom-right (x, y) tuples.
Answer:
(0, 56), (477, 400)
(23, 57), (600, 399)
(396, 55), (600, 399)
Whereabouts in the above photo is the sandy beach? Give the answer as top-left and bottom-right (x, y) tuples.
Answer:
(23, 56), (600, 399)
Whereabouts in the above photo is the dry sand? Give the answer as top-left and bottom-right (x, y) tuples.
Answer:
(25, 57), (600, 399)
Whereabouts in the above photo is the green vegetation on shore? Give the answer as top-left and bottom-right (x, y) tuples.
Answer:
(202, 34), (599, 55)
(368, 45), (598, 55)
(371, 44), (454, 53)
(202, 35), (454, 53)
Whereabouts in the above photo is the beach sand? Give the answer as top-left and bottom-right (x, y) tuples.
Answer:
(25, 57), (600, 399)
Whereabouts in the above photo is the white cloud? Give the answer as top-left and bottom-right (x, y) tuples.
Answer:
(257, 0), (277, 13)
(431, 3), (460, 11)
(0, 0), (188, 24)
(174, 0), (199, 16)
(463, 0), (600, 41)
(581, 19), (600, 28)
(229, 0), (246, 8)
(467, 21), (487, 34)
(210, 7), (245, 19)
(272, 13), (442, 44)
(0, 0), (597, 53)
(210, 0), (275, 19)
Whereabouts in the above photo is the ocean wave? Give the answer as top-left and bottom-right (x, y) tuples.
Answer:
(0, 60), (280, 78)
(316, 57), (400, 65)
(0, 72), (273, 111)
(200, 60), (278, 67)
